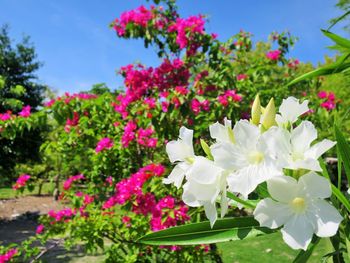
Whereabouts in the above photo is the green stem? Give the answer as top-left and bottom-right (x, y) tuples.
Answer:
(226, 192), (256, 209)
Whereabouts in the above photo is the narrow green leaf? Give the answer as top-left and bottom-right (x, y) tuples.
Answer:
(332, 185), (350, 213)
(328, 11), (350, 31)
(319, 159), (331, 180)
(226, 192), (257, 209)
(138, 217), (274, 245)
(322, 30), (350, 50)
(335, 125), (350, 184)
(293, 236), (320, 263)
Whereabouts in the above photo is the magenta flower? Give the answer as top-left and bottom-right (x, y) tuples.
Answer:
(95, 138), (114, 153)
(0, 248), (17, 262)
(36, 224), (45, 234)
(18, 105), (31, 118)
(318, 91), (327, 99)
(266, 50), (281, 61)
(12, 174), (30, 190)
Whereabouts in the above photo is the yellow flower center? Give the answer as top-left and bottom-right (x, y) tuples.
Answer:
(291, 197), (306, 213)
(185, 157), (195, 164)
(248, 151), (264, 164)
(292, 151), (304, 161)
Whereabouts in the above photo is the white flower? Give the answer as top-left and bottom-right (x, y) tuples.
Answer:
(253, 172), (343, 250)
(276, 97), (309, 126)
(269, 121), (336, 171)
(209, 118), (234, 144)
(211, 120), (283, 198)
(182, 156), (227, 227)
(163, 126), (195, 188)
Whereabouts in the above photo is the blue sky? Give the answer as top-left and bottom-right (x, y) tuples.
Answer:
(0, 0), (344, 94)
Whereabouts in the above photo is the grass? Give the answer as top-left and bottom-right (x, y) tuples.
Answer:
(0, 182), (54, 199)
(217, 232), (332, 263)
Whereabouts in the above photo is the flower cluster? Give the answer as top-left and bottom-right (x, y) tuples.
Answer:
(36, 224), (45, 235)
(63, 174), (85, 191)
(48, 208), (75, 223)
(168, 15), (206, 49)
(0, 248), (17, 263)
(18, 105), (31, 118)
(12, 174), (30, 190)
(318, 90), (337, 111)
(64, 112), (79, 132)
(95, 137), (114, 153)
(44, 92), (97, 107)
(191, 99), (210, 115)
(266, 50), (281, 61)
(165, 95), (342, 250)
(217, 89), (242, 107)
(0, 105), (31, 123)
(137, 128), (158, 148)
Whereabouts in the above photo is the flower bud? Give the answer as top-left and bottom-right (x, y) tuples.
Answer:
(251, 94), (261, 125)
(261, 98), (277, 130)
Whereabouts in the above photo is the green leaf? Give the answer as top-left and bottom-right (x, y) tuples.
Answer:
(322, 30), (350, 50)
(226, 192), (257, 209)
(138, 217), (274, 246)
(288, 60), (350, 86)
(293, 236), (320, 263)
(331, 185), (350, 213)
(335, 125), (350, 184)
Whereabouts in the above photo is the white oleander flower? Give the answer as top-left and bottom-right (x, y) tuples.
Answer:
(163, 126), (195, 188)
(269, 121), (336, 171)
(211, 120), (283, 198)
(276, 97), (309, 126)
(253, 172), (343, 250)
(209, 117), (234, 144)
(182, 156), (228, 227)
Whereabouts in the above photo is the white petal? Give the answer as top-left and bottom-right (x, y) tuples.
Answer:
(305, 139), (336, 159)
(166, 140), (194, 163)
(179, 126), (194, 146)
(298, 172), (331, 199)
(186, 156), (223, 184)
(211, 143), (247, 170)
(261, 127), (291, 162)
(227, 163), (281, 197)
(291, 121), (317, 154)
(267, 176), (298, 203)
(163, 164), (186, 188)
(182, 182), (201, 207)
(253, 198), (293, 229)
(203, 201), (217, 228)
(292, 158), (322, 172)
(209, 121), (232, 143)
(279, 97), (309, 124)
(281, 214), (314, 250)
(184, 179), (220, 203)
(308, 200), (343, 237)
(233, 120), (260, 149)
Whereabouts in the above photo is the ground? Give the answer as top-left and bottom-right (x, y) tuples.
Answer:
(0, 193), (332, 262)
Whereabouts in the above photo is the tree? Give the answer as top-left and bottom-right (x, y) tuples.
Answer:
(0, 25), (47, 185)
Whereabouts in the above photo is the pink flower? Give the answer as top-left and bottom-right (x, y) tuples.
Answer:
(36, 224), (45, 234)
(95, 138), (114, 153)
(266, 50), (281, 61)
(161, 101), (169, 112)
(106, 176), (113, 186)
(83, 194), (94, 205)
(63, 174), (85, 191)
(328, 92), (335, 101)
(18, 105), (31, 118)
(0, 248), (17, 263)
(64, 112), (79, 132)
(318, 91), (327, 99)
(12, 174), (30, 190)
(0, 112), (12, 121)
(236, 74), (248, 81)
(122, 216), (132, 227)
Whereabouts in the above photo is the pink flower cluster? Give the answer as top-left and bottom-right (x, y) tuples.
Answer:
(95, 137), (114, 153)
(102, 164), (165, 209)
(18, 105), (31, 118)
(288, 59), (300, 69)
(36, 224), (45, 235)
(12, 174), (30, 190)
(64, 112), (79, 133)
(121, 121), (137, 147)
(236, 74), (248, 81)
(318, 91), (337, 111)
(0, 248), (17, 263)
(168, 15), (206, 49)
(137, 128), (157, 148)
(191, 99), (210, 115)
(63, 174), (85, 191)
(48, 208), (75, 223)
(150, 196), (190, 231)
(266, 50), (281, 61)
(44, 93), (97, 107)
(217, 90), (243, 106)
(113, 6), (162, 36)
(0, 111), (12, 121)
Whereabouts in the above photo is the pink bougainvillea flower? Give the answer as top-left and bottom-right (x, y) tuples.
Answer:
(266, 50), (281, 61)
(63, 174), (85, 191)
(12, 174), (31, 190)
(36, 224), (45, 235)
(236, 74), (248, 81)
(95, 138), (114, 153)
(18, 105), (31, 118)
(0, 248), (17, 263)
